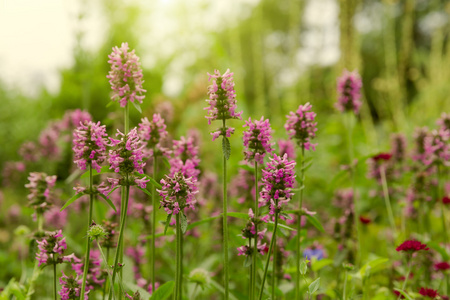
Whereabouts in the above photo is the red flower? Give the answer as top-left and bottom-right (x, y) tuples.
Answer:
(418, 287), (439, 298)
(434, 262), (450, 271)
(393, 290), (405, 299)
(443, 196), (450, 205)
(359, 216), (371, 224)
(396, 240), (429, 253)
(373, 153), (392, 161)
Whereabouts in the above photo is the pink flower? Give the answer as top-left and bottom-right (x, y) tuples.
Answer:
(285, 103), (318, 151)
(138, 114), (169, 157)
(73, 121), (108, 173)
(242, 116), (274, 164)
(107, 43), (146, 107)
(396, 240), (429, 253)
(59, 271), (89, 300)
(336, 69), (363, 114)
(437, 112), (450, 131)
(158, 172), (198, 215)
(36, 230), (68, 267)
(169, 136), (201, 180)
(60, 109), (92, 131)
(278, 139), (296, 160)
(25, 172), (57, 214)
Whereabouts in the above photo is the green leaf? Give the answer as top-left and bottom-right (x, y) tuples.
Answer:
(222, 137), (231, 160)
(65, 169), (83, 184)
(60, 193), (84, 212)
(280, 212), (293, 220)
(428, 242), (450, 261)
(312, 259), (333, 272)
(244, 255), (252, 267)
(180, 213), (188, 234)
(150, 281), (175, 300)
(97, 193), (117, 212)
(302, 160), (314, 171)
(308, 277), (320, 295)
(305, 214), (325, 232)
(358, 257), (389, 278)
(238, 164), (254, 173)
(137, 187), (152, 198)
(107, 185), (121, 197)
(161, 157), (171, 169)
(226, 212), (248, 220)
(164, 214), (172, 235)
(393, 289), (413, 300)
(80, 165), (112, 179)
(106, 101), (115, 108)
(132, 101), (142, 113)
(300, 260), (308, 275)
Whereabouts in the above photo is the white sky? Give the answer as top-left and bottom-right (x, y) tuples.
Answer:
(0, 0), (341, 97)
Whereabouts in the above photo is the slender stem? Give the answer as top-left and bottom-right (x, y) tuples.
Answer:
(296, 146), (305, 300)
(191, 283), (199, 299)
(175, 213), (180, 300)
(108, 184), (130, 300)
(271, 235), (277, 300)
(437, 165), (449, 295)
(343, 270), (348, 300)
(53, 262), (57, 300)
(97, 242), (118, 300)
(151, 152), (158, 292)
(37, 212), (44, 233)
(249, 238), (253, 300)
(258, 211), (279, 300)
(26, 213), (43, 300)
(253, 161), (258, 300)
(81, 165), (94, 299)
(102, 248), (110, 300)
(380, 166), (396, 237)
(222, 132), (229, 300)
(180, 220), (184, 299)
(398, 257), (412, 300)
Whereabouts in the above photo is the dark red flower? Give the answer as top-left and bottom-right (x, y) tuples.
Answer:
(372, 153), (392, 161)
(396, 240), (429, 253)
(443, 196), (450, 205)
(359, 216), (371, 224)
(434, 261), (450, 271)
(418, 287), (438, 298)
(393, 290), (405, 299)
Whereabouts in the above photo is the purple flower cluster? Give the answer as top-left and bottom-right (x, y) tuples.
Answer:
(39, 122), (61, 159)
(72, 249), (106, 290)
(107, 42), (146, 107)
(158, 172), (198, 215)
(59, 271), (89, 300)
(205, 69), (242, 141)
(285, 103), (318, 151)
(391, 133), (407, 163)
(36, 230), (78, 267)
(437, 112), (450, 131)
(237, 208), (268, 257)
(242, 117), (274, 164)
(424, 128), (450, 165)
(138, 114), (169, 157)
(73, 121), (108, 172)
(260, 154), (296, 215)
(336, 69), (363, 114)
(108, 128), (149, 188)
(278, 139), (296, 160)
(61, 109), (92, 132)
(25, 172), (57, 214)
(230, 168), (256, 204)
(169, 136), (201, 180)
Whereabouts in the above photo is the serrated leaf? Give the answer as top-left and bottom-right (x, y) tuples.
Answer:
(137, 187), (152, 198)
(60, 193), (84, 211)
(308, 277), (320, 295)
(150, 281), (175, 300)
(300, 260), (308, 275)
(280, 212), (293, 220)
(97, 193), (117, 212)
(244, 255), (252, 267)
(222, 137), (231, 160)
(393, 289), (413, 300)
(107, 185), (121, 197)
(164, 214), (172, 235)
(132, 101), (142, 113)
(306, 214), (325, 232)
(180, 213), (188, 234)
(80, 165), (112, 179)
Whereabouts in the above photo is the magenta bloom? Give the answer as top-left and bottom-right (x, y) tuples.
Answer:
(205, 69), (242, 141)
(35, 230), (75, 267)
(278, 139), (296, 160)
(169, 136), (201, 180)
(108, 128), (149, 188)
(19, 141), (40, 162)
(158, 172), (198, 215)
(242, 116), (274, 164)
(437, 112), (450, 131)
(39, 122), (61, 159)
(396, 240), (429, 253)
(107, 43), (146, 107)
(72, 249), (106, 290)
(59, 271), (89, 300)
(285, 103), (318, 151)
(424, 128), (450, 165)
(260, 154), (296, 215)
(73, 121), (108, 173)
(61, 109), (92, 131)
(138, 114), (169, 157)
(412, 127), (429, 163)
(434, 261), (450, 271)
(391, 133), (407, 162)
(25, 172), (57, 214)
(418, 287), (439, 298)
(336, 69), (363, 114)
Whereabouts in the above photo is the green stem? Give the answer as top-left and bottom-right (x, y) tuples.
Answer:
(398, 257), (412, 300)
(81, 165), (94, 299)
(175, 213), (181, 300)
(253, 161), (258, 300)
(102, 248), (110, 300)
(343, 270), (348, 300)
(249, 238), (253, 300)
(108, 184), (130, 300)
(37, 212), (44, 233)
(53, 262), (57, 300)
(191, 283), (199, 299)
(151, 152), (158, 292)
(180, 220), (184, 299)
(272, 235), (277, 300)
(380, 166), (396, 237)
(258, 211), (279, 300)
(222, 132), (229, 300)
(296, 146), (305, 300)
